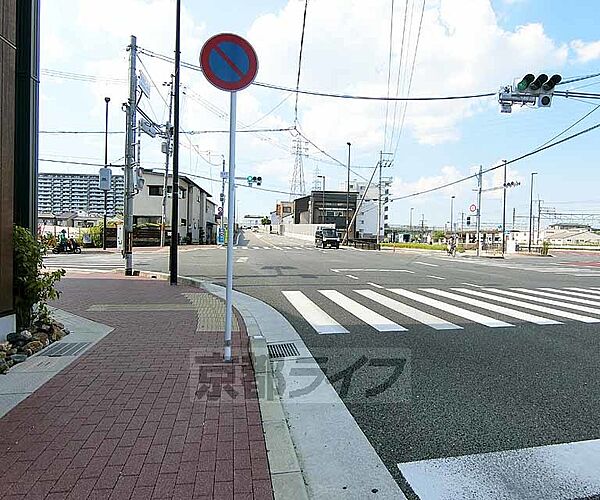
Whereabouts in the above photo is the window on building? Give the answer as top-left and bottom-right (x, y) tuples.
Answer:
(360, 220), (364, 224)
(181, 218), (187, 226)
(148, 185), (163, 196)
(179, 187), (186, 199)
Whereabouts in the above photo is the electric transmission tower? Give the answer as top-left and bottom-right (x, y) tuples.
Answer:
(311, 164), (321, 191)
(290, 138), (308, 199)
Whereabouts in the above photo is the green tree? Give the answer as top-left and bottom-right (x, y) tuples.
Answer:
(432, 230), (445, 241)
(261, 216), (270, 225)
(13, 226), (65, 329)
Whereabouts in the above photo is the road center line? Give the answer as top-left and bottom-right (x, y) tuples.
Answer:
(415, 261), (438, 267)
(368, 282), (384, 289)
(427, 275), (446, 280)
(346, 274), (359, 280)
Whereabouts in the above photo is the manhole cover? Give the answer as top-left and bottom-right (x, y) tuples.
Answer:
(267, 342), (300, 359)
(40, 342), (91, 357)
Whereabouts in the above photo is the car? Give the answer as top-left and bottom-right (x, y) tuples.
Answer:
(252, 226), (260, 232)
(315, 227), (340, 249)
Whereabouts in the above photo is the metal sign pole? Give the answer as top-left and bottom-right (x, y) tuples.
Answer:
(224, 91), (237, 362)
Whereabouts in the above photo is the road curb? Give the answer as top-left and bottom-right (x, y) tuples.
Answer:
(134, 270), (309, 500)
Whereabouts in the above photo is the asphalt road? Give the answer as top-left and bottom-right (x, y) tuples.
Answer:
(46, 234), (600, 498)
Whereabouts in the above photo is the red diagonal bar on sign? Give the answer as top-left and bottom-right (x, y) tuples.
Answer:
(214, 44), (245, 79)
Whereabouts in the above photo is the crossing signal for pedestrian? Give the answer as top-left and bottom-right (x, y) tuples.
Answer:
(246, 175), (262, 186)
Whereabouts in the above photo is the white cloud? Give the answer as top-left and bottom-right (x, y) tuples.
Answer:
(570, 39), (600, 64)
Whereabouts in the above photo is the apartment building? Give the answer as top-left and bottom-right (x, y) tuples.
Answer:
(38, 172), (125, 216)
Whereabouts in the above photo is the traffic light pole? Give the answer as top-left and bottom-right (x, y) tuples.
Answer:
(502, 159), (507, 255)
(476, 165), (482, 257)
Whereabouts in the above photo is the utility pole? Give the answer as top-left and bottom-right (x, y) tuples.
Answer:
(170, 0), (181, 285)
(501, 159), (507, 255)
(528, 172), (537, 253)
(461, 212), (464, 232)
(450, 195), (455, 240)
(476, 165), (482, 257)
(512, 207), (516, 230)
(377, 152), (382, 245)
(103, 97), (110, 251)
(410, 207), (414, 232)
(537, 198), (542, 244)
(160, 74), (174, 247)
(346, 142), (351, 244)
(123, 35), (137, 276)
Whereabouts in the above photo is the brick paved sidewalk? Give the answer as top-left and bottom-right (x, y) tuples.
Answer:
(0, 274), (273, 500)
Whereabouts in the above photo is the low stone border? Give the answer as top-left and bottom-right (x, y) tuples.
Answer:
(134, 270), (309, 500)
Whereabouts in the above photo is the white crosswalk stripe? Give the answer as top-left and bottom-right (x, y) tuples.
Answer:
(566, 287), (600, 297)
(318, 290), (405, 332)
(355, 290), (461, 330)
(280, 287), (600, 335)
(390, 289), (513, 328)
(422, 288), (561, 325)
(282, 291), (348, 334)
(486, 288), (600, 316)
(454, 288), (600, 323)
(518, 288), (600, 307)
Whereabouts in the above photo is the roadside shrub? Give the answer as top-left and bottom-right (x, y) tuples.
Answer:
(381, 242), (447, 251)
(13, 226), (65, 329)
(541, 240), (550, 256)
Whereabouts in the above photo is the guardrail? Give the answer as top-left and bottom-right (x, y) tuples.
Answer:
(350, 240), (380, 250)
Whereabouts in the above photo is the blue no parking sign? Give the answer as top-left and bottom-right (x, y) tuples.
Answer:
(200, 33), (258, 92)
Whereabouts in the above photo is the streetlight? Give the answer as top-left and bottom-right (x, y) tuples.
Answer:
(501, 159), (507, 255)
(317, 175), (325, 223)
(345, 142), (351, 244)
(409, 207), (414, 232)
(450, 196), (455, 239)
(103, 96), (110, 251)
(528, 172), (537, 253)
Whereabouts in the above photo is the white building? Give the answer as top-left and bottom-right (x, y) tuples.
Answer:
(38, 172), (125, 216)
(136, 169), (217, 244)
(340, 179), (392, 238)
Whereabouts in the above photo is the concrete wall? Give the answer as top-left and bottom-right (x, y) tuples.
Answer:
(279, 223), (335, 242)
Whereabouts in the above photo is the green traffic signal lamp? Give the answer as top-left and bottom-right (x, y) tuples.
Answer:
(247, 175), (253, 182)
(529, 74), (548, 91)
(517, 74), (535, 92)
(542, 74), (562, 92)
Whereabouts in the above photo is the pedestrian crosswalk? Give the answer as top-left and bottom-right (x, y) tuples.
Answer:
(281, 286), (600, 334)
(238, 245), (319, 251)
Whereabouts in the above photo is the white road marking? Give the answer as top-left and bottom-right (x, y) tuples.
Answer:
(368, 282), (384, 289)
(294, 246), (303, 250)
(453, 288), (600, 323)
(319, 290), (405, 332)
(331, 269), (340, 273)
(251, 246), (261, 249)
(461, 282), (484, 288)
(355, 290), (461, 330)
(415, 261), (438, 267)
(330, 268), (415, 273)
(389, 289), (513, 328)
(346, 274), (359, 280)
(236, 257), (249, 263)
(272, 245), (283, 250)
(282, 291), (349, 335)
(486, 288), (600, 316)
(262, 246), (271, 249)
(398, 438), (600, 500)
(427, 275), (446, 280)
(521, 288), (600, 307)
(566, 287), (600, 297)
(422, 289), (560, 325)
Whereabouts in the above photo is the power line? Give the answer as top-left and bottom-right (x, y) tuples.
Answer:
(392, 0), (426, 157)
(294, 0), (309, 125)
(383, 0), (396, 150)
(532, 103), (600, 152)
(134, 48), (496, 102)
(387, 120), (600, 202)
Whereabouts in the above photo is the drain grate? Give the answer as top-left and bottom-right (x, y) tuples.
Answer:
(40, 342), (91, 357)
(267, 342), (300, 359)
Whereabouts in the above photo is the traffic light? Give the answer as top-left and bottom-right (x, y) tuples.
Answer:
(516, 74), (535, 92)
(529, 74), (548, 91)
(466, 216), (471, 226)
(500, 73), (562, 112)
(246, 176), (263, 186)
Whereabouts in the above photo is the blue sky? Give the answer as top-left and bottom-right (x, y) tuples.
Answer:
(40, 0), (600, 228)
